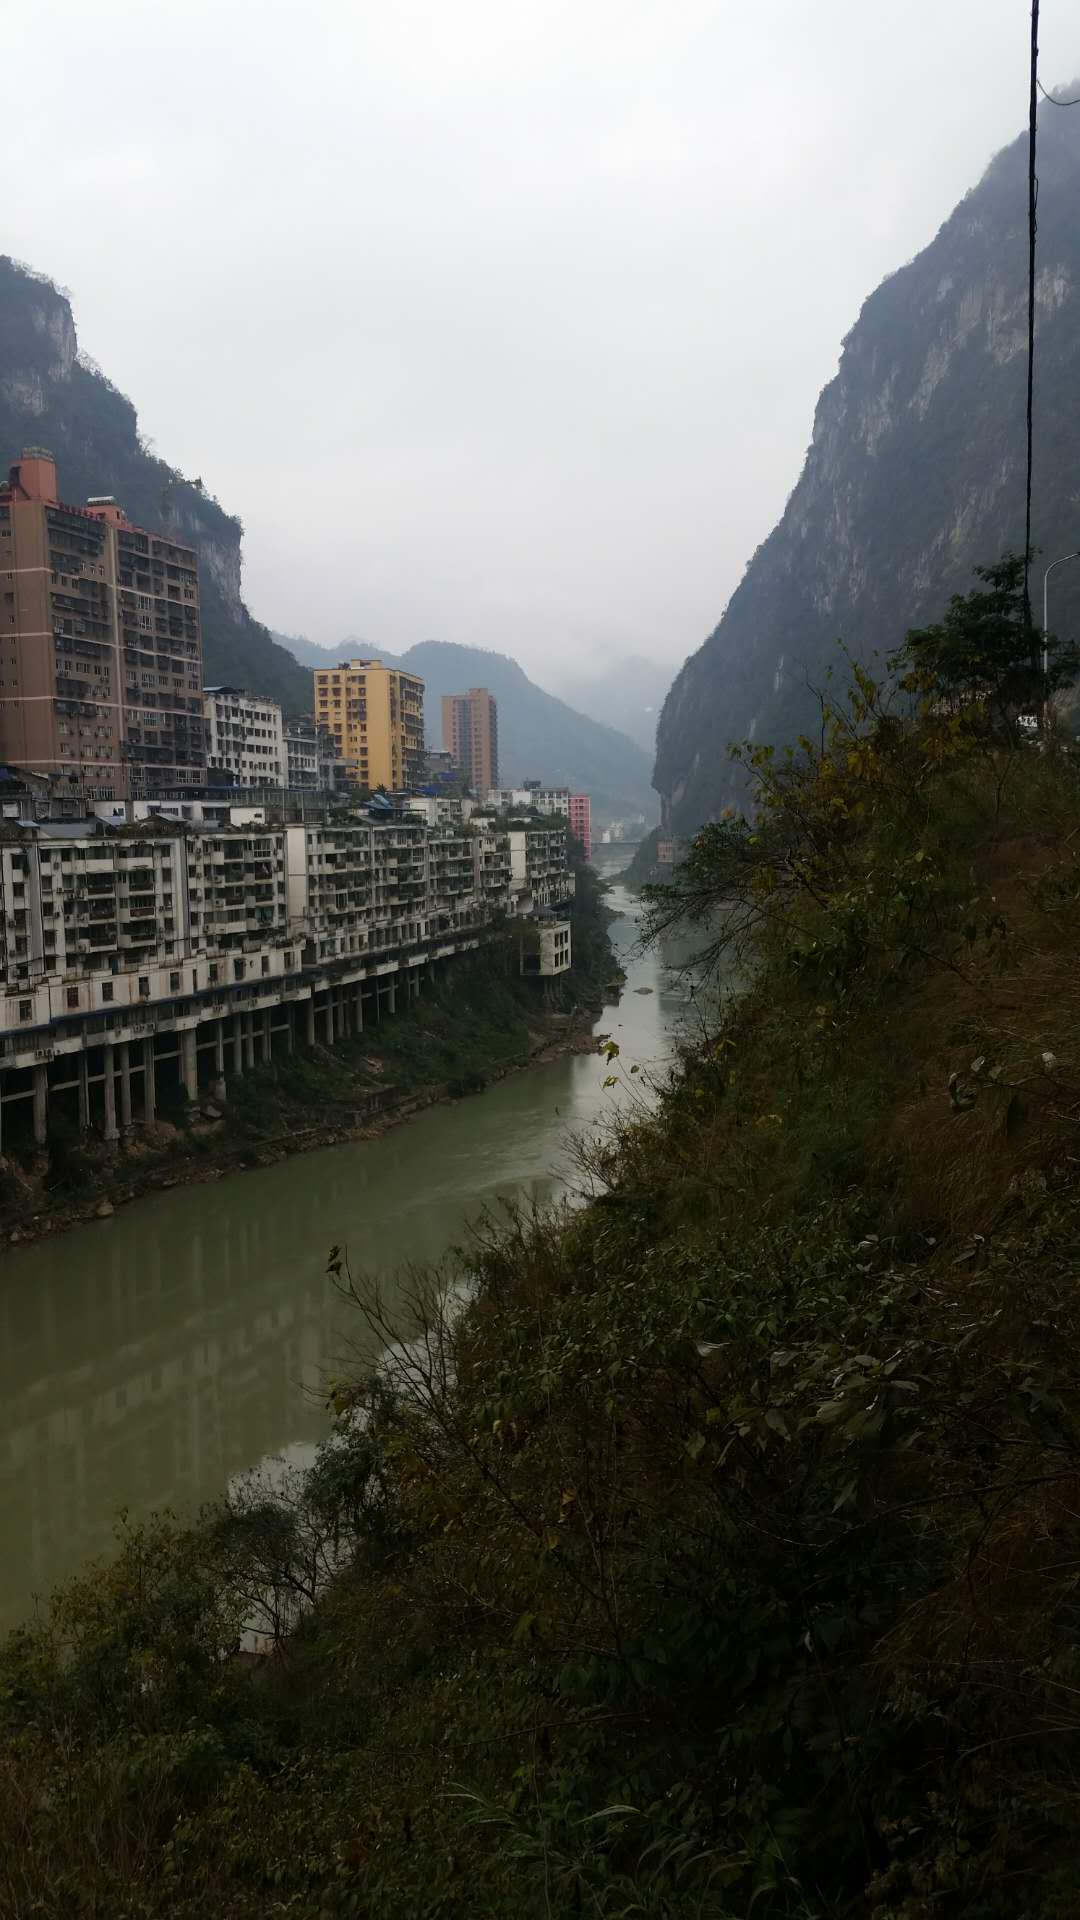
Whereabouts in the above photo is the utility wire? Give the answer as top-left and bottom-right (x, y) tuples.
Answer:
(1024, 0), (1039, 642)
(1037, 78), (1080, 105)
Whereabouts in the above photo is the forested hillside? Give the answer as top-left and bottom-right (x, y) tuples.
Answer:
(9, 614), (1080, 1912)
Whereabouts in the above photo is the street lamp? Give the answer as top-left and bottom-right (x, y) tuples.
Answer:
(1042, 550), (1080, 682)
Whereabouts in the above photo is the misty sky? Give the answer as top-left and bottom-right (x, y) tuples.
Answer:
(7, 2), (1079, 693)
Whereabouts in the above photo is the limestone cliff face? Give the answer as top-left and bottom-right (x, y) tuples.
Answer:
(0, 256), (311, 713)
(655, 102), (1080, 834)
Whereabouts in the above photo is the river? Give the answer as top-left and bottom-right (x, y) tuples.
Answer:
(0, 861), (688, 1630)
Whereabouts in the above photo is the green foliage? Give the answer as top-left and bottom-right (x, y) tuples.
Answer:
(12, 633), (1080, 1911)
(890, 550), (1080, 720)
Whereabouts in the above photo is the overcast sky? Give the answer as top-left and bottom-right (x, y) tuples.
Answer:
(6, 2), (1079, 692)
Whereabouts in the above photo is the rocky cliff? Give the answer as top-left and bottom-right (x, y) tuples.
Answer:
(655, 99), (1080, 834)
(0, 256), (312, 714)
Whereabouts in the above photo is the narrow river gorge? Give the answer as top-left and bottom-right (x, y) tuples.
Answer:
(0, 864), (686, 1629)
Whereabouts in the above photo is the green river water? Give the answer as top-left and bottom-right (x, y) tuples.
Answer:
(0, 864), (686, 1629)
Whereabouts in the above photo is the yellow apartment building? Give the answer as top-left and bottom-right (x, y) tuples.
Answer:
(313, 659), (425, 790)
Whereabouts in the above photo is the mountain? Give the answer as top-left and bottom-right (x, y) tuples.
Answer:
(281, 635), (656, 827)
(655, 96), (1080, 836)
(0, 256), (313, 715)
(548, 655), (674, 754)
(270, 629), (362, 675)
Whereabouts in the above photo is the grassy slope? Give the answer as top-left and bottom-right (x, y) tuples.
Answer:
(7, 710), (1080, 1915)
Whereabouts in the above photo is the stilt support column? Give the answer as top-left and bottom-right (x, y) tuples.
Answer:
(103, 1043), (118, 1141)
(33, 1064), (47, 1146)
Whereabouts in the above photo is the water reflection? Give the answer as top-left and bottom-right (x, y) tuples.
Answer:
(0, 872), (682, 1628)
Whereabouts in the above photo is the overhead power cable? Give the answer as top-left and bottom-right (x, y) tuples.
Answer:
(1024, 0), (1039, 640)
(1037, 78), (1080, 105)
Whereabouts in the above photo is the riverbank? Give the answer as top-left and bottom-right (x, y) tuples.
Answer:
(8, 692), (1080, 1913)
(0, 878), (668, 1634)
(0, 956), (618, 1253)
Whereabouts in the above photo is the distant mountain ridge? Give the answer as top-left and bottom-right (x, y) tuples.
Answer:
(548, 655), (673, 755)
(0, 255), (313, 715)
(654, 98), (1080, 835)
(278, 634), (657, 827)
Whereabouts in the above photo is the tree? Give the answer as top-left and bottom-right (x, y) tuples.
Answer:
(889, 551), (1080, 726)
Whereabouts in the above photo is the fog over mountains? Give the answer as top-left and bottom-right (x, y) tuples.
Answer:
(654, 99), (1080, 836)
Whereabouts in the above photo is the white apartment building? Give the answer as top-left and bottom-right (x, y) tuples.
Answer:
(508, 826), (576, 912)
(204, 687), (287, 788)
(284, 718), (348, 792)
(395, 793), (477, 828)
(0, 810), (573, 1144)
(484, 786), (571, 819)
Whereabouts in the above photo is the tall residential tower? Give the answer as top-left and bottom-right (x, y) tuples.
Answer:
(441, 686), (498, 793)
(0, 449), (205, 793)
(314, 658), (425, 790)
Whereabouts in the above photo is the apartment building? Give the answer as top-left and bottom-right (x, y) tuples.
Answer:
(568, 793), (592, 859)
(204, 687), (286, 787)
(314, 659), (425, 790)
(284, 717), (347, 791)
(441, 687), (498, 792)
(0, 804), (571, 1143)
(508, 825), (576, 913)
(0, 449), (205, 795)
(392, 792), (475, 828)
(521, 917), (572, 979)
(484, 785), (571, 819)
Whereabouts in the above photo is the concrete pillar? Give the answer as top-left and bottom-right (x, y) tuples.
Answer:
(78, 1052), (90, 1131)
(325, 996), (335, 1045)
(262, 1008), (272, 1062)
(305, 996), (316, 1046)
(213, 1021), (226, 1101)
(233, 1013), (244, 1077)
(283, 1003), (295, 1054)
(354, 986), (364, 1033)
(102, 1043), (118, 1141)
(243, 1015), (255, 1071)
(387, 976), (397, 1015)
(180, 1029), (198, 1102)
(119, 1042), (132, 1129)
(33, 1064), (47, 1146)
(142, 1038), (156, 1123)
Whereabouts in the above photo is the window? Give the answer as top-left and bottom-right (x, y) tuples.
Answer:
(261, 956), (270, 976)
(101, 981), (114, 1002)
(66, 987), (79, 1009)
(18, 999), (31, 1023)
(283, 951), (293, 970)
(233, 958), (245, 982)
(208, 961), (219, 984)
(169, 971), (181, 992)
(138, 976), (150, 999)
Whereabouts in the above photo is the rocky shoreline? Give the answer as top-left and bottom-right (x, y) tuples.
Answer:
(0, 1013), (606, 1255)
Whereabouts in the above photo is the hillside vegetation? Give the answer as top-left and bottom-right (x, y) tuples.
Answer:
(7, 586), (1080, 1914)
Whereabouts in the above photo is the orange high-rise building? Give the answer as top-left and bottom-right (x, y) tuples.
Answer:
(0, 449), (205, 793)
(314, 658), (425, 790)
(441, 687), (498, 793)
